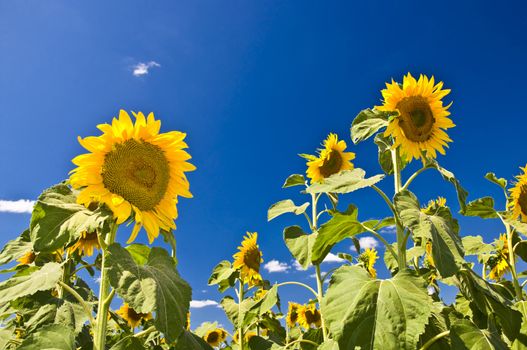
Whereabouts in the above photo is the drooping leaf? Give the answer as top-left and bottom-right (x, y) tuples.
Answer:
(208, 260), (237, 292)
(283, 174), (306, 188)
(125, 244), (151, 265)
(322, 266), (434, 350)
(25, 303), (57, 334)
(174, 330), (214, 350)
(248, 336), (275, 350)
(17, 324), (75, 350)
(395, 190), (464, 277)
(109, 336), (146, 350)
(318, 340), (339, 350)
(0, 230), (32, 265)
(0, 262), (62, 304)
(374, 133), (409, 175)
(283, 226), (315, 269)
(450, 319), (508, 350)
(54, 301), (90, 334)
(424, 160), (468, 211)
(462, 236), (494, 256)
(461, 197), (498, 219)
(106, 244), (191, 342)
(485, 172), (507, 190)
(350, 108), (391, 144)
(512, 301), (527, 350)
(306, 169), (384, 195)
(268, 200), (310, 221)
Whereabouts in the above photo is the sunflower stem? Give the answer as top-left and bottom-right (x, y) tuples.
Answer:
(419, 330), (450, 350)
(58, 281), (96, 325)
(276, 281), (318, 298)
(237, 280), (245, 350)
(94, 222), (118, 350)
(391, 149), (407, 269)
(504, 220), (524, 301)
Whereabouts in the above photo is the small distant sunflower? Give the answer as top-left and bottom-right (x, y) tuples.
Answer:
(488, 234), (510, 281)
(376, 73), (454, 161)
(297, 303), (321, 329)
(424, 241), (435, 269)
(232, 330), (257, 344)
(203, 328), (227, 347)
(286, 302), (302, 328)
(359, 248), (379, 278)
(70, 110), (195, 243)
(17, 251), (35, 265)
(302, 133), (355, 183)
(68, 231), (100, 257)
(232, 232), (263, 287)
(509, 165), (527, 222)
(116, 303), (152, 328)
(421, 197), (447, 215)
(186, 312), (191, 331)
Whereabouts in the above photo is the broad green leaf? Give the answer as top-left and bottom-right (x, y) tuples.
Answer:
(17, 324), (75, 350)
(374, 133), (409, 175)
(395, 190), (464, 277)
(30, 183), (111, 252)
(106, 244), (191, 342)
(174, 330), (214, 349)
(512, 301), (527, 350)
(283, 174), (306, 188)
(450, 319), (507, 350)
(248, 336), (275, 350)
(514, 240), (527, 263)
(0, 262), (62, 304)
(318, 340), (339, 350)
(109, 336), (146, 350)
(462, 236), (494, 256)
(300, 328), (324, 349)
(208, 260), (237, 292)
(424, 160), (468, 210)
(456, 268), (521, 340)
(461, 197), (498, 218)
(306, 169), (384, 195)
(485, 172), (507, 189)
(0, 230), (32, 265)
(322, 266), (433, 350)
(350, 109), (391, 144)
(55, 301), (90, 334)
(220, 295), (258, 327)
(268, 200), (310, 221)
(125, 244), (151, 265)
(417, 307), (451, 350)
(283, 226), (315, 269)
(25, 303), (57, 334)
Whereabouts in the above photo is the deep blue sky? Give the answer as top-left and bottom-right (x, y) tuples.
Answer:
(1, 1), (526, 330)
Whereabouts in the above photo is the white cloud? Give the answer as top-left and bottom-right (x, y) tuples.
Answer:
(190, 300), (219, 309)
(292, 260), (305, 271)
(132, 61), (161, 76)
(380, 225), (396, 234)
(0, 199), (35, 213)
(322, 252), (345, 264)
(263, 260), (290, 273)
(351, 236), (379, 252)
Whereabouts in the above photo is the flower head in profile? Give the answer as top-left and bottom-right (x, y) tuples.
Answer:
(232, 232), (263, 287)
(297, 303), (322, 329)
(509, 164), (527, 222)
(376, 73), (454, 161)
(302, 133), (355, 183)
(286, 302), (302, 328)
(421, 196), (447, 215)
(358, 248), (379, 278)
(116, 303), (152, 328)
(68, 231), (100, 257)
(488, 234), (509, 281)
(17, 251), (35, 265)
(70, 110), (195, 243)
(203, 328), (227, 347)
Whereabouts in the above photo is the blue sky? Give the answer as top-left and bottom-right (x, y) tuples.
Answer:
(1, 0), (527, 330)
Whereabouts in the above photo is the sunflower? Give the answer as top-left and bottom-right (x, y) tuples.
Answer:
(116, 303), (152, 328)
(186, 312), (191, 331)
(302, 133), (355, 183)
(286, 302), (302, 328)
(68, 231), (100, 257)
(70, 110), (195, 243)
(488, 234), (510, 281)
(421, 197), (447, 215)
(297, 303), (321, 329)
(17, 251), (35, 265)
(232, 232), (263, 287)
(509, 165), (527, 222)
(232, 330), (257, 344)
(376, 73), (454, 161)
(358, 248), (379, 278)
(203, 328), (227, 347)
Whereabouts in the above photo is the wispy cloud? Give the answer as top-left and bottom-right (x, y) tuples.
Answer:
(190, 300), (219, 309)
(322, 252), (345, 263)
(380, 225), (396, 234)
(351, 236), (379, 252)
(292, 260), (305, 271)
(0, 199), (35, 213)
(132, 61), (161, 77)
(263, 260), (290, 273)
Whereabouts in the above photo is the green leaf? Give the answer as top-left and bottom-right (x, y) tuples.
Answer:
(306, 169), (384, 195)
(106, 244), (191, 342)
(283, 226), (315, 269)
(25, 303), (57, 334)
(322, 266), (433, 350)
(318, 340), (339, 350)
(268, 200), (310, 221)
(55, 301), (90, 334)
(125, 244), (151, 265)
(461, 197), (498, 218)
(109, 336), (146, 350)
(394, 190), (464, 277)
(0, 230), (32, 265)
(0, 262), (62, 304)
(311, 206), (368, 264)
(374, 133), (409, 175)
(424, 160), (468, 211)
(350, 109), (391, 144)
(512, 301), (527, 350)
(17, 324), (75, 350)
(283, 174), (306, 188)
(462, 236), (494, 256)
(194, 321), (219, 337)
(248, 336), (275, 350)
(450, 319), (508, 350)
(174, 330), (214, 349)
(30, 183), (111, 252)
(485, 172), (507, 189)
(208, 260), (237, 292)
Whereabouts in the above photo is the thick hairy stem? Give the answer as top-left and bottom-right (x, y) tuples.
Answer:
(58, 281), (95, 325)
(505, 221), (524, 301)
(237, 280), (245, 350)
(276, 281), (318, 298)
(391, 149), (407, 269)
(315, 264), (328, 341)
(94, 222), (118, 350)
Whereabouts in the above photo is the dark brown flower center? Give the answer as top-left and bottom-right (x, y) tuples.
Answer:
(206, 332), (219, 343)
(319, 149), (343, 178)
(244, 248), (262, 272)
(396, 96), (435, 142)
(518, 184), (527, 216)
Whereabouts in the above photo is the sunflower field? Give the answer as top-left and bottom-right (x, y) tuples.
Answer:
(1, 73), (527, 350)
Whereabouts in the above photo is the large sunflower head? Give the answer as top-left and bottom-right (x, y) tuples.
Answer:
(70, 110), (195, 243)
(17, 251), (36, 265)
(509, 165), (527, 222)
(203, 328), (227, 347)
(358, 248), (379, 278)
(488, 233), (509, 281)
(303, 133), (355, 183)
(116, 303), (152, 328)
(286, 302), (301, 328)
(232, 232), (263, 287)
(297, 303), (321, 329)
(68, 231), (100, 257)
(376, 73), (454, 161)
